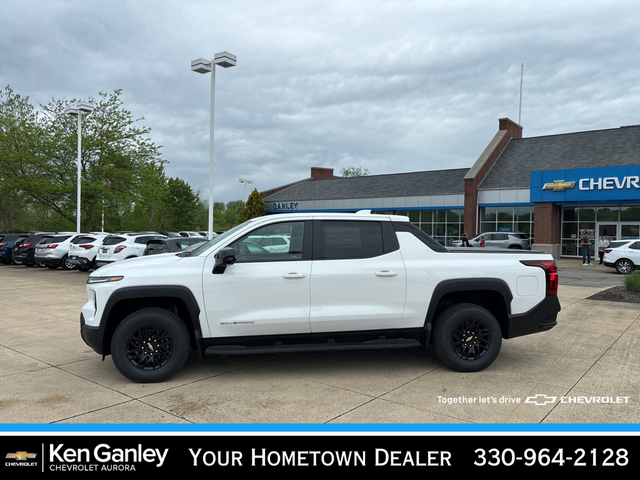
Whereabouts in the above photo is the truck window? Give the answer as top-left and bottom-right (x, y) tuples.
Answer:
(320, 221), (384, 259)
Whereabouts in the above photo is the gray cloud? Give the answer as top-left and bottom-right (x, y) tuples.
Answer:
(3, 0), (640, 203)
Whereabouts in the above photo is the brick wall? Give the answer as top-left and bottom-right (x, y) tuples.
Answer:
(464, 118), (523, 237)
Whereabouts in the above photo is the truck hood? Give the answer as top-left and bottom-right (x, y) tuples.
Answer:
(90, 253), (183, 277)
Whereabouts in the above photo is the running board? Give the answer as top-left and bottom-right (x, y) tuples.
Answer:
(204, 338), (421, 356)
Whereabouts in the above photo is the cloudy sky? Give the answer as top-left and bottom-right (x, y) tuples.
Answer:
(3, 0), (640, 203)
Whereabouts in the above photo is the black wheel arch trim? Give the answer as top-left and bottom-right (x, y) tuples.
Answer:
(83, 285), (202, 357)
(423, 278), (513, 344)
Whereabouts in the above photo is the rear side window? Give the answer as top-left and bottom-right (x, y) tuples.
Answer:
(103, 236), (125, 245)
(319, 221), (393, 260)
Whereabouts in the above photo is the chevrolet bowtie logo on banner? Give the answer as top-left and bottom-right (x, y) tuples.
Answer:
(542, 180), (576, 192)
(6, 451), (37, 461)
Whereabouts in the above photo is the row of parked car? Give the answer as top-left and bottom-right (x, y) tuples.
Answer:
(0, 231), (210, 271)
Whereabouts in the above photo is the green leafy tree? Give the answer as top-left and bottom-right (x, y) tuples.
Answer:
(340, 166), (370, 177)
(238, 188), (267, 224)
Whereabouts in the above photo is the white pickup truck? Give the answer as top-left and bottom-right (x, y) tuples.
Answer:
(81, 211), (560, 383)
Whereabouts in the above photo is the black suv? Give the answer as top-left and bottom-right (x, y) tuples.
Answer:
(11, 232), (57, 266)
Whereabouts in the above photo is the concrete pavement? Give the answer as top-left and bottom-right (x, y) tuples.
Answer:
(0, 260), (639, 427)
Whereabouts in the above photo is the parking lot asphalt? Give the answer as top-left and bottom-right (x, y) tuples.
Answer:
(1, 258), (639, 428)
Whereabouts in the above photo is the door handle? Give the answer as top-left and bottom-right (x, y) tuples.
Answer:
(282, 273), (307, 279)
(375, 270), (398, 277)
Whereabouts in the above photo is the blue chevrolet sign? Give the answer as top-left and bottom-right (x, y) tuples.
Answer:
(530, 165), (640, 202)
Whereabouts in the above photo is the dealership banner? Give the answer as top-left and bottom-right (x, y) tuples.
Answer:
(530, 165), (640, 203)
(1, 434), (636, 473)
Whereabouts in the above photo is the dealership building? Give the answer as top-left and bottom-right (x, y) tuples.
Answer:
(261, 118), (640, 258)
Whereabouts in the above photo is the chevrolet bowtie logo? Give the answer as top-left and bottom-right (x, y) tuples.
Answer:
(542, 180), (576, 192)
(525, 394), (557, 406)
(6, 451), (37, 461)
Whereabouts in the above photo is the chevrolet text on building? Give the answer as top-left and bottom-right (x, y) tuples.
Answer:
(81, 210), (560, 383)
(579, 175), (640, 191)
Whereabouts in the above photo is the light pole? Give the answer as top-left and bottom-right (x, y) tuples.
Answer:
(239, 178), (253, 200)
(65, 102), (94, 233)
(191, 51), (237, 239)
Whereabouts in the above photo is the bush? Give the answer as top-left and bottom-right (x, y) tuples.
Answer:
(624, 270), (640, 293)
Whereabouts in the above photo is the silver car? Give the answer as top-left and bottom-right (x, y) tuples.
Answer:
(452, 232), (531, 249)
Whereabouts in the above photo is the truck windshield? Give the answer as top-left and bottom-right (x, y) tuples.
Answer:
(183, 220), (257, 257)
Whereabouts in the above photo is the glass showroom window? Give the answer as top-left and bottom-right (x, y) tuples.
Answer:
(479, 206), (534, 238)
(395, 209), (464, 246)
(561, 205), (640, 256)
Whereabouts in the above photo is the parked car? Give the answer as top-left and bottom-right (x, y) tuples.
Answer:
(68, 234), (112, 271)
(144, 237), (207, 255)
(95, 232), (167, 268)
(11, 232), (57, 266)
(0, 233), (30, 264)
(34, 234), (75, 269)
(603, 239), (640, 274)
(245, 234), (291, 253)
(452, 232), (530, 249)
(179, 231), (206, 238)
(37, 233), (110, 271)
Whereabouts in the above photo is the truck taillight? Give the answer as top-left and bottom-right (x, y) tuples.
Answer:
(45, 244), (58, 249)
(604, 248), (612, 254)
(520, 260), (558, 295)
(114, 245), (127, 254)
(0, 243), (6, 247)
(79, 244), (93, 249)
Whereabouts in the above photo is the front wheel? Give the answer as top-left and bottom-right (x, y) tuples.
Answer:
(433, 303), (502, 372)
(111, 308), (191, 383)
(615, 259), (634, 274)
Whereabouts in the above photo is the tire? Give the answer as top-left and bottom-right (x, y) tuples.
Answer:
(61, 255), (76, 270)
(111, 308), (191, 383)
(433, 303), (502, 372)
(615, 259), (634, 274)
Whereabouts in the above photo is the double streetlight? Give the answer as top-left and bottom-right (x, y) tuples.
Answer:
(191, 52), (237, 239)
(239, 178), (253, 200)
(65, 102), (94, 233)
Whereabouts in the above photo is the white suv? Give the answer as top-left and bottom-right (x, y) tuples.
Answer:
(68, 233), (111, 271)
(95, 233), (167, 268)
(603, 239), (640, 274)
(35, 233), (106, 270)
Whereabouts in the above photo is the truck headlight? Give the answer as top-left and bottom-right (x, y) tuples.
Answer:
(86, 275), (124, 284)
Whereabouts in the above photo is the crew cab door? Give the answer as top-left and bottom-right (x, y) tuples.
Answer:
(309, 220), (407, 332)
(202, 220), (312, 337)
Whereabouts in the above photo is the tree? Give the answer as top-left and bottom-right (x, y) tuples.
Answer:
(0, 86), (168, 232)
(238, 188), (266, 223)
(340, 166), (370, 177)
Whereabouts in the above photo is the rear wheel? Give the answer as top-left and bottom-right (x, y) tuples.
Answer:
(62, 255), (76, 270)
(615, 259), (634, 274)
(111, 308), (191, 383)
(433, 303), (502, 372)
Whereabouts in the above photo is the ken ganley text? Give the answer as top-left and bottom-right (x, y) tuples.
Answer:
(190, 448), (452, 467)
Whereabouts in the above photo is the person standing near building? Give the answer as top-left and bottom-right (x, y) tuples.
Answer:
(479, 235), (485, 247)
(461, 233), (470, 247)
(598, 235), (610, 264)
(581, 233), (592, 265)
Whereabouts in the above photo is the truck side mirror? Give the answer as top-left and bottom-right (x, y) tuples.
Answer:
(213, 247), (236, 274)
